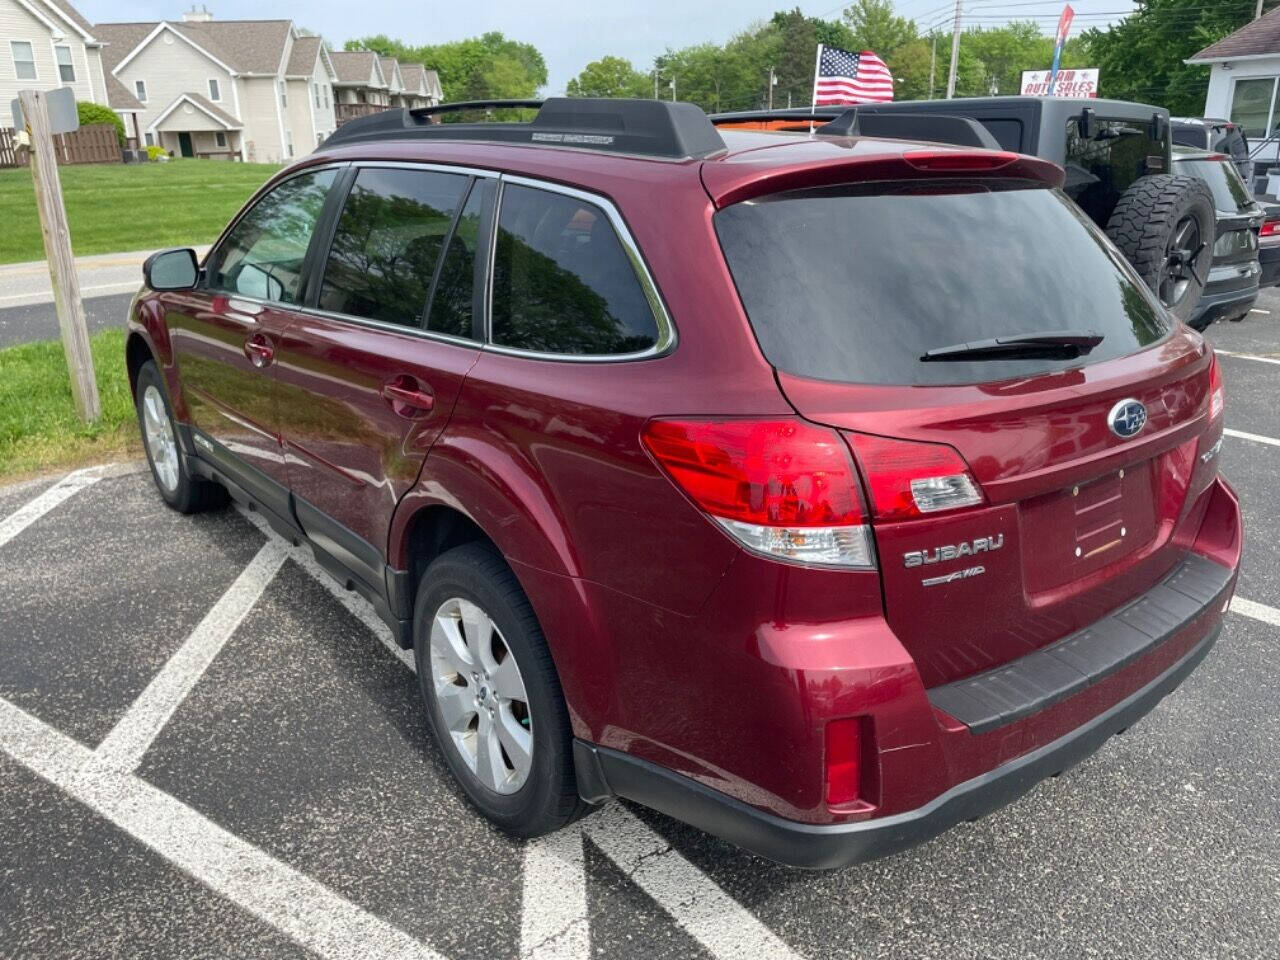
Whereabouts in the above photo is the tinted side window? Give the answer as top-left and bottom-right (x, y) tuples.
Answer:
(209, 169), (336, 303)
(318, 167), (469, 327)
(491, 184), (659, 356)
(1064, 119), (1163, 228)
(426, 178), (494, 339)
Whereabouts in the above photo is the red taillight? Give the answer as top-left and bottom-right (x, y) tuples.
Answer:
(847, 433), (983, 520)
(1260, 219), (1280, 239)
(1208, 353), (1224, 422)
(641, 418), (874, 567)
(902, 149), (1018, 172)
(642, 419), (864, 526)
(825, 718), (862, 806)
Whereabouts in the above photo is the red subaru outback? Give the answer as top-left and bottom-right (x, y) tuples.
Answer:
(126, 99), (1241, 868)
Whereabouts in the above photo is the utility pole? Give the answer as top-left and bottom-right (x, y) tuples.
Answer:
(18, 89), (99, 422)
(653, 70), (659, 99)
(768, 66), (776, 111)
(1257, 0), (1264, 19)
(945, 0), (963, 99)
(929, 34), (937, 99)
(670, 76), (676, 102)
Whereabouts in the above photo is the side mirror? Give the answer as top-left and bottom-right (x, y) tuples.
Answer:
(1077, 107), (1098, 140)
(143, 248), (199, 291)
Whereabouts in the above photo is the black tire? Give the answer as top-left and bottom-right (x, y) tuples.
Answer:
(1105, 174), (1215, 324)
(134, 361), (227, 514)
(413, 541), (587, 837)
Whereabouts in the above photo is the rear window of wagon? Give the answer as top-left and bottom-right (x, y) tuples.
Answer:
(714, 180), (1173, 386)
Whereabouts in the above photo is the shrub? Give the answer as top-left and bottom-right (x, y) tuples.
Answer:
(76, 101), (125, 146)
(146, 144), (166, 161)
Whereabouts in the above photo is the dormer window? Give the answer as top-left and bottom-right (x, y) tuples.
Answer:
(208, 78), (221, 101)
(135, 79), (148, 103)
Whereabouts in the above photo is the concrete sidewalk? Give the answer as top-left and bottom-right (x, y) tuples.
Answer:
(0, 246), (211, 309)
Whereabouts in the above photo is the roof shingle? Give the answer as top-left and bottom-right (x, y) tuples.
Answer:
(1191, 8), (1280, 61)
(330, 50), (384, 86)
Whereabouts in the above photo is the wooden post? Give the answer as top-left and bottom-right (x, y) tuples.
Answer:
(19, 88), (100, 423)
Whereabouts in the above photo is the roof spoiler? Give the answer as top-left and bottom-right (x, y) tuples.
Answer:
(815, 110), (1002, 151)
(321, 98), (729, 161)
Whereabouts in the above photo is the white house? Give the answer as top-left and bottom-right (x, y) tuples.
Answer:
(1189, 8), (1280, 163)
(94, 8), (340, 163)
(1, 0), (144, 142)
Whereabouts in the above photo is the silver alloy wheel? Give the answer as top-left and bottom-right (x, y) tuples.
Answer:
(141, 384), (179, 493)
(429, 597), (533, 794)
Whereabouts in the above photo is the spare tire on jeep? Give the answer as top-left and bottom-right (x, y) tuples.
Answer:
(1105, 174), (1215, 324)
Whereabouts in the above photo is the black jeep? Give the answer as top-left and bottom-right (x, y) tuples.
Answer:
(712, 97), (1217, 325)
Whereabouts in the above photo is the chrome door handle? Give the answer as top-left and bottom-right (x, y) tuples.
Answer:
(244, 336), (274, 368)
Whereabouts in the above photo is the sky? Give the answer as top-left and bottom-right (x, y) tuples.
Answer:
(76, 0), (1137, 97)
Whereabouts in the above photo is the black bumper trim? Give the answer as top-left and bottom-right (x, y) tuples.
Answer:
(928, 554), (1233, 734)
(574, 620), (1221, 870)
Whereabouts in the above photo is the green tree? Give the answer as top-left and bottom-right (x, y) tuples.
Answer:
(76, 101), (125, 145)
(1080, 0), (1258, 115)
(567, 56), (651, 98)
(843, 0), (918, 56)
(347, 32), (547, 102)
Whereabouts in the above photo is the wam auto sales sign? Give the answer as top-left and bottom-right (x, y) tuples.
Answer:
(1020, 68), (1099, 98)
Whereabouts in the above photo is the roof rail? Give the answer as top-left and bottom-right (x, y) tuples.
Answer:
(322, 97), (728, 160)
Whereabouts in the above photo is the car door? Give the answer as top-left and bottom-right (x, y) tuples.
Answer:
(168, 166), (340, 515)
(271, 164), (492, 592)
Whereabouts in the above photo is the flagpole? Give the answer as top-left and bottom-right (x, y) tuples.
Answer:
(810, 43), (823, 133)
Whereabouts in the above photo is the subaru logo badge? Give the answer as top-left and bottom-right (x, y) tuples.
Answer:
(1107, 398), (1147, 439)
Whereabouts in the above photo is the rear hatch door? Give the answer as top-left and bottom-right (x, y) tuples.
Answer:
(714, 174), (1221, 687)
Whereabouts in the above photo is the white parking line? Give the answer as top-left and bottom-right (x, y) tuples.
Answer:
(234, 505), (416, 671)
(0, 695), (446, 960)
(1224, 428), (1280, 448)
(0, 469), (100, 549)
(1215, 349), (1280, 366)
(583, 805), (805, 960)
(95, 539), (291, 770)
(1232, 597), (1280, 628)
(521, 827), (590, 960)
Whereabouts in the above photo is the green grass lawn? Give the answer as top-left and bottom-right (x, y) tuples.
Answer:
(0, 160), (281, 264)
(0, 330), (139, 479)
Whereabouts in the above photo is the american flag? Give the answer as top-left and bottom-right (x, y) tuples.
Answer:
(813, 44), (894, 106)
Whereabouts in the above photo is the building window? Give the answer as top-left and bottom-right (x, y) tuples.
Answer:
(313, 82), (320, 108)
(54, 44), (75, 83)
(135, 79), (148, 103)
(215, 131), (227, 148)
(323, 85), (329, 108)
(208, 78), (221, 101)
(10, 41), (36, 81)
(285, 129), (293, 157)
(279, 80), (287, 107)
(1230, 77), (1279, 139)
(145, 132), (155, 146)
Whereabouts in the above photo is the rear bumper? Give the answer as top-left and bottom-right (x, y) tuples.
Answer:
(576, 619), (1222, 869)
(575, 473), (1241, 869)
(1190, 262), (1260, 327)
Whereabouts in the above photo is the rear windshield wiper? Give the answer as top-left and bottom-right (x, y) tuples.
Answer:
(921, 330), (1104, 362)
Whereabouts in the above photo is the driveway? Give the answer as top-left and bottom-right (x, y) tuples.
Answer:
(0, 319), (1277, 960)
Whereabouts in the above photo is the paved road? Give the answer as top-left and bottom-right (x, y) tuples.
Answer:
(0, 291), (134, 348)
(0, 320), (1276, 960)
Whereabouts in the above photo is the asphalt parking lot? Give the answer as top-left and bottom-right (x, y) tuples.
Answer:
(2, 309), (1279, 960)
